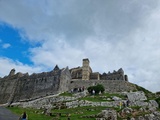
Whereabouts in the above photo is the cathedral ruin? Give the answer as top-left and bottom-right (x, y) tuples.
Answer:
(70, 58), (128, 81)
(0, 58), (135, 105)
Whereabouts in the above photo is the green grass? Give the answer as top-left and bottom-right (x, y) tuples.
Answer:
(155, 97), (160, 108)
(8, 106), (106, 120)
(79, 95), (110, 102)
(52, 106), (106, 120)
(7, 91), (158, 120)
(103, 92), (126, 99)
(7, 107), (53, 120)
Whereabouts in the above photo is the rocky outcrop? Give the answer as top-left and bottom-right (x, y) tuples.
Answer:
(127, 91), (147, 101)
(96, 109), (117, 120)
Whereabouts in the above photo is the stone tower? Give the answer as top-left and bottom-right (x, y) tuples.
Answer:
(82, 58), (91, 80)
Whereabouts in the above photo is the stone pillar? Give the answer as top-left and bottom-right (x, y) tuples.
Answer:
(82, 58), (91, 80)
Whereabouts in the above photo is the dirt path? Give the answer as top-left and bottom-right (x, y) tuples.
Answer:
(0, 107), (19, 120)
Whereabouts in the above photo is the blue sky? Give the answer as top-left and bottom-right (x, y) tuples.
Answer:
(0, 0), (160, 92)
(0, 24), (32, 64)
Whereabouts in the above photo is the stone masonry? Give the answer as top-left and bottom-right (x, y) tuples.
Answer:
(0, 66), (71, 104)
(0, 58), (136, 104)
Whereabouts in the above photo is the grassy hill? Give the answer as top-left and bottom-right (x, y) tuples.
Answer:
(7, 85), (160, 120)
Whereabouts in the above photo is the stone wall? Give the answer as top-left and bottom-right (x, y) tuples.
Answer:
(0, 67), (71, 104)
(69, 80), (136, 92)
(58, 67), (71, 93)
(100, 68), (127, 81)
(0, 77), (17, 104)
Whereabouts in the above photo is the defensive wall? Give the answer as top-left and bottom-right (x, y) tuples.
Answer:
(69, 79), (136, 92)
(0, 67), (71, 104)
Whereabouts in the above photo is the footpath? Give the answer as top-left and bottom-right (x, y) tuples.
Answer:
(0, 106), (19, 120)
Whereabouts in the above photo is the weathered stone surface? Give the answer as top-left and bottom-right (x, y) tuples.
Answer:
(69, 80), (136, 93)
(149, 100), (159, 108)
(0, 66), (71, 104)
(0, 58), (138, 104)
(127, 91), (147, 102)
(96, 109), (117, 120)
(112, 96), (122, 101)
(122, 107), (133, 114)
(133, 101), (148, 107)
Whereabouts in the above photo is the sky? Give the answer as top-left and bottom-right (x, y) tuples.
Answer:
(0, 0), (160, 92)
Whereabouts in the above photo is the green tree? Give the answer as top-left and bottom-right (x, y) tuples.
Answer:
(87, 84), (105, 95)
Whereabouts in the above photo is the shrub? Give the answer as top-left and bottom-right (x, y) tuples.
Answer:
(87, 84), (105, 95)
(155, 97), (160, 108)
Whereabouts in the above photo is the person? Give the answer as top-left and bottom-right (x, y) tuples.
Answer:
(20, 112), (28, 120)
(126, 99), (130, 107)
(119, 101), (122, 109)
(122, 101), (126, 108)
(92, 89), (95, 95)
(68, 117), (70, 120)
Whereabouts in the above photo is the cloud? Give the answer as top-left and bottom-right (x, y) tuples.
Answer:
(2, 43), (11, 49)
(0, 57), (43, 78)
(0, 0), (160, 92)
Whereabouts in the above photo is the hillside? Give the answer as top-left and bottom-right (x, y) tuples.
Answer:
(6, 84), (160, 120)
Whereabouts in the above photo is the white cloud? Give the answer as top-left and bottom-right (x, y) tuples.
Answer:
(2, 43), (11, 49)
(0, 57), (43, 78)
(0, 0), (160, 92)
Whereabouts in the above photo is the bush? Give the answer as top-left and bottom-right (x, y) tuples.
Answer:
(155, 97), (160, 108)
(87, 84), (105, 95)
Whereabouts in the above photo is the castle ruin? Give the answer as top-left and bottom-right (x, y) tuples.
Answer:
(0, 58), (135, 105)
(70, 58), (128, 81)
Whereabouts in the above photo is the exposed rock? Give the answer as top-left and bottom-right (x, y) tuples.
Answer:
(122, 107), (133, 114)
(107, 98), (111, 101)
(130, 118), (135, 120)
(153, 111), (160, 116)
(127, 91), (147, 102)
(149, 100), (159, 108)
(96, 109), (117, 120)
(112, 96), (122, 101)
(138, 116), (145, 120)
